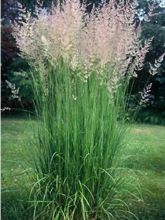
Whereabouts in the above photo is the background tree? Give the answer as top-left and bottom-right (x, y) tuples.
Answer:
(134, 0), (165, 116)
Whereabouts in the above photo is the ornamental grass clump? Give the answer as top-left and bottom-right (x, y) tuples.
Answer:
(14, 0), (152, 219)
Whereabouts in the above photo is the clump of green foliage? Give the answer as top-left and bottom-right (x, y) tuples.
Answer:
(29, 58), (136, 219)
(13, 0), (156, 218)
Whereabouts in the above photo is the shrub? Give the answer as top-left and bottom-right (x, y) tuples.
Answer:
(14, 0), (154, 219)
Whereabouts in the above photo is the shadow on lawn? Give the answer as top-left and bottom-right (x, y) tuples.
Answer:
(2, 190), (32, 220)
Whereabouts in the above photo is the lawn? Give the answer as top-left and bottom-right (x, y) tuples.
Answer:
(1, 117), (165, 220)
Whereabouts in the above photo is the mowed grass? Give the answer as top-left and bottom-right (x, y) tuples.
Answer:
(1, 116), (37, 220)
(1, 117), (165, 220)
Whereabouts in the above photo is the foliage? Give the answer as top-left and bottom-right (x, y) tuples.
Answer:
(1, 0), (53, 110)
(132, 0), (165, 111)
(30, 59), (135, 219)
(1, 0), (29, 109)
(12, 0), (156, 218)
(2, 0), (165, 116)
